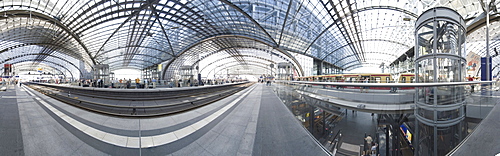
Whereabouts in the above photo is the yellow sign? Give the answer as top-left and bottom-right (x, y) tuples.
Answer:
(158, 64), (162, 70)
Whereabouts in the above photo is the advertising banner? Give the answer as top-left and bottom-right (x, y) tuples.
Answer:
(466, 52), (480, 76)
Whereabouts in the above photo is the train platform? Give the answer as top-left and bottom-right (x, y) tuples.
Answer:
(0, 83), (330, 155)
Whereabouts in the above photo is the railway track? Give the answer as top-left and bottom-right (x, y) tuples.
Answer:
(27, 82), (254, 117)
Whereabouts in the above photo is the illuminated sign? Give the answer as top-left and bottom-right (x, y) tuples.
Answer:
(400, 124), (412, 144)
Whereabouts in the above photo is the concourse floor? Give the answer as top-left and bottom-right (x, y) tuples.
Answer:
(334, 110), (378, 155)
(0, 83), (329, 156)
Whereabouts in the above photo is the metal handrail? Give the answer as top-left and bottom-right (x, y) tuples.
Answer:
(277, 80), (493, 87)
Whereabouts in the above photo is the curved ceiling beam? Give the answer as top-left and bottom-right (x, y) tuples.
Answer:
(110, 66), (143, 71)
(68, 0), (136, 29)
(362, 39), (411, 48)
(8, 64), (68, 78)
(353, 6), (418, 18)
(362, 51), (399, 58)
(4, 59), (74, 78)
(218, 0), (278, 47)
(106, 58), (159, 68)
(108, 62), (149, 70)
(321, 44), (352, 61)
(1, 10), (95, 65)
(344, 64), (368, 71)
(0, 42), (91, 66)
(73, 11), (206, 51)
(208, 60), (271, 76)
(101, 45), (174, 58)
(163, 34), (305, 79)
(277, 0), (294, 46)
(0, 53), (82, 76)
(344, 62), (384, 70)
(74, 1), (209, 37)
(321, 39), (410, 61)
(8, 62), (67, 77)
(342, 61), (363, 70)
(91, 3), (151, 58)
(303, 13), (343, 55)
(0, 5), (55, 17)
(148, 2), (177, 57)
(335, 54), (359, 66)
(190, 46), (292, 68)
(342, 58), (392, 70)
(337, 53), (395, 66)
(362, 57), (396, 63)
(466, 13), (500, 35)
(214, 63), (274, 77)
(326, 1), (363, 62)
(209, 61), (275, 77)
(318, 4), (419, 66)
(105, 53), (164, 62)
(200, 55), (276, 73)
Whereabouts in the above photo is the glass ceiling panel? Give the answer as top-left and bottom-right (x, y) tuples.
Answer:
(0, 0), (498, 77)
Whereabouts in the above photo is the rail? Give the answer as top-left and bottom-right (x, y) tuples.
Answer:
(26, 82), (253, 117)
(30, 82), (250, 100)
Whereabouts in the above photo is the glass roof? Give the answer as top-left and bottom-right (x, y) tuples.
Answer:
(0, 0), (499, 78)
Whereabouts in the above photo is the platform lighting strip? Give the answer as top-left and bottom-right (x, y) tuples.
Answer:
(23, 85), (256, 148)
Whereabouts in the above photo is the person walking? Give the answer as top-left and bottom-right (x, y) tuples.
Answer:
(97, 78), (102, 88)
(127, 79), (131, 89)
(152, 78), (157, 88)
(135, 78), (140, 89)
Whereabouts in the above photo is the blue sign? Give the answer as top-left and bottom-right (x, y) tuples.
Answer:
(481, 57), (492, 81)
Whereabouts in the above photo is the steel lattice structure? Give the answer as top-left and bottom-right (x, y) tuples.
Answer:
(0, 0), (498, 79)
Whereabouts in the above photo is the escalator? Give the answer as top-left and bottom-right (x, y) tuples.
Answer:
(374, 123), (414, 156)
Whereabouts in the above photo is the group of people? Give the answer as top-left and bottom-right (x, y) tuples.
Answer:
(132, 78), (157, 89)
(258, 79), (273, 86)
(79, 79), (108, 88)
(78, 78), (158, 89)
